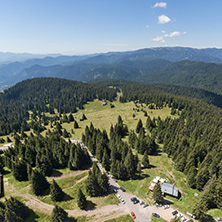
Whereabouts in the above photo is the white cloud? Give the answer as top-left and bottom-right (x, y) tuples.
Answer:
(169, 31), (181, 37)
(158, 14), (171, 24)
(152, 31), (187, 43)
(161, 30), (166, 33)
(146, 25), (150, 28)
(169, 31), (187, 37)
(153, 2), (167, 8)
(152, 36), (165, 43)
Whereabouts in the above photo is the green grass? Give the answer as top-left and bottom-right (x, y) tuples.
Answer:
(152, 217), (168, 222)
(0, 99), (174, 145)
(105, 214), (134, 222)
(208, 208), (222, 218)
(38, 172), (119, 210)
(118, 152), (202, 214)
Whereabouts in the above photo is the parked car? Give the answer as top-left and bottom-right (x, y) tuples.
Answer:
(121, 199), (125, 204)
(216, 218), (222, 222)
(163, 205), (170, 209)
(152, 213), (160, 218)
(133, 199), (139, 204)
(140, 200), (145, 205)
(172, 210), (178, 215)
(181, 216), (187, 221)
(131, 212), (136, 219)
(156, 203), (162, 207)
(131, 197), (137, 201)
(187, 220), (193, 222)
(143, 203), (149, 208)
(113, 179), (117, 183)
(113, 188), (117, 193)
(120, 187), (125, 192)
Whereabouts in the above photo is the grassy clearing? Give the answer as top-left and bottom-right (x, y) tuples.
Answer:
(63, 99), (174, 140)
(0, 99), (174, 145)
(118, 152), (202, 215)
(208, 208), (222, 218)
(105, 214), (134, 222)
(38, 172), (119, 210)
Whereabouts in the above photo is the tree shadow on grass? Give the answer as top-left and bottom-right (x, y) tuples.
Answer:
(162, 198), (174, 205)
(134, 173), (150, 180)
(25, 208), (40, 222)
(50, 169), (63, 177)
(68, 216), (77, 222)
(62, 193), (73, 202)
(3, 169), (11, 176)
(85, 200), (96, 211)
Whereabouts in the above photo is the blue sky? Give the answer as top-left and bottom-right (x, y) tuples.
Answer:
(0, 0), (222, 54)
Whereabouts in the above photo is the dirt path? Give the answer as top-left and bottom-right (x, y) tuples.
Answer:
(21, 193), (128, 220)
(47, 169), (89, 181)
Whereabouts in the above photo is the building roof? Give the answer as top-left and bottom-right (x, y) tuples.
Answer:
(160, 183), (179, 197)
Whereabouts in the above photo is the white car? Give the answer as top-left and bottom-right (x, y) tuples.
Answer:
(181, 216), (187, 221)
(163, 205), (169, 209)
(121, 199), (125, 204)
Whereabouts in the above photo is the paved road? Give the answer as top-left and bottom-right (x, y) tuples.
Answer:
(75, 141), (191, 222)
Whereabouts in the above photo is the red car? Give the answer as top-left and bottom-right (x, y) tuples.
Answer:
(131, 212), (136, 219)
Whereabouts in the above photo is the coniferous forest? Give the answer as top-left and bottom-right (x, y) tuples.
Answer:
(0, 77), (221, 221)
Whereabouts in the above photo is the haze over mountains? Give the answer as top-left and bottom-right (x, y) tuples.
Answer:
(1, 47), (222, 95)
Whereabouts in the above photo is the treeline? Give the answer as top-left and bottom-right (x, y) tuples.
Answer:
(82, 117), (139, 180)
(2, 132), (91, 181)
(117, 83), (222, 216)
(85, 162), (109, 197)
(0, 197), (31, 222)
(128, 118), (157, 155)
(0, 77), (117, 136)
(90, 78), (222, 108)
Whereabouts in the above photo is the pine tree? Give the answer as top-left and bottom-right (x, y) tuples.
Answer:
(77, 188), (87, 210)
(50, 179), (64, 202)
(5, 197), (29, 221)
(136, 119), (143, 133)
(137, 163), (142, 174)
(102, 149), (110, 171)
(68, 113), (74, 122)
(51, 205), (68, 222)
(63, 129), (69, 138)
(124, 149), (136, 179)
(31, 170), (50, 196)
(4, 208), (23, 222)
(85, 172), (98, 197)
(74, 120), (79, 129)
(153, 183), (163, 203)
(142, 150), (150, 168)
(12, 160), (28, 181)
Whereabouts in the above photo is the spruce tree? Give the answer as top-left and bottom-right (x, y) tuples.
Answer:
(31, 170), (50, 196)
(74, 120), (79, 129)
(51, 205), (68, 222)
(136, 119), (143, 133)
(63, 129), (69, 138)
(153, 183), (163, 203)
(142, 150), (150, 168)
(50, 179), (64, 202)
(102, 149), (110, 171)
(12, 160), (28, 181)
(77, 188), (87, 210)
(68, 113), (74, 122)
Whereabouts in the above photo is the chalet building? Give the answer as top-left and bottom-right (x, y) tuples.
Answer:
(160, 183), (179, 197)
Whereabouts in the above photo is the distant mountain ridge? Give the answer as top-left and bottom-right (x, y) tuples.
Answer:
(0, 47), (222, 94)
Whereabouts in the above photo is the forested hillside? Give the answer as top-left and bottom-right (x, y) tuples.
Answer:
(1, 47), (222, 95)
(0, 77), (221, 220)
(0, 78), (117, 136)
(117, 83), (222, 218)
(90, 78), (222, 108)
